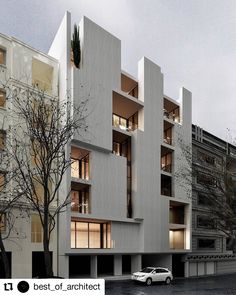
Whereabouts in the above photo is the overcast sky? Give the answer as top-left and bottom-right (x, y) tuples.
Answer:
(1, 0), (236, 141)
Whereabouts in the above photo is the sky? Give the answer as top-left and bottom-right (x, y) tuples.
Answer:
(0, 0), (236, 141)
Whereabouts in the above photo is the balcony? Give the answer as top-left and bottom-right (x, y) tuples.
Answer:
(163, 121), (173, 146)
(71, 147), (90, 181)
(71, 186), (90, 214)
(113, 91), (143, 130)
(163, 97), (180, 123)
(169, 202), (185, 225)
(161, 146), (173, 174)
(169, 229), (185, 250)
(121, 72), (138, 99)
(161, 174), (172, 197)
(113, 113), (138, 132)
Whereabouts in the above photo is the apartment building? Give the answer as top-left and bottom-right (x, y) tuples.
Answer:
(49, 12), (192, 279)
(185, 125), (236, 277)
(0, 33), (59, 278)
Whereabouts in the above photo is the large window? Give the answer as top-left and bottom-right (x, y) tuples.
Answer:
(0, 90), (6, 108)
(197, 215), (215, 229)
(196, 172), (217, 187)
(197, 193), (213, 206)
(197, 239), (215, 250)
(71, 188), (90, 214)
(198, 151), (216, 166)
(0, 48), (6, 66)
(71, 221), (111, 249)
(31, 214), (42, 243)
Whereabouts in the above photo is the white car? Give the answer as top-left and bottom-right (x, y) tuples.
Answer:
(132, 267), (173, 286)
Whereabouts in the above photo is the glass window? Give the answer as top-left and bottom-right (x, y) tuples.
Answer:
(89, 223), (100, 248)
(197, 239), (215, 249)
(197, 215), (215, 229)
(196, 172), (217, 187)
(0, 48), (6, 65)
(71, 155), (89, 180)
(31, 214), (42, 243)
(0, 90), (6, 108)
(76, 222), (89, 248)
(112, 114), (120, 128)
(71, 221), (111, 249)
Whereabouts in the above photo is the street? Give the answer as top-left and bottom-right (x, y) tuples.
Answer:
(105, 274), (236, 294)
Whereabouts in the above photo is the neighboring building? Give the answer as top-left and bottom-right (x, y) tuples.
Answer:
(185, 124), (236, 277)
(0, 33), (59, 278)
(49, 12), (192, 279)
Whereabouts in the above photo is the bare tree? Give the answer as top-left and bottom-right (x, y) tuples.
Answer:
(5, 82), (87, 277)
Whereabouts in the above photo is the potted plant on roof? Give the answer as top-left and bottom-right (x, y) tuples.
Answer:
(71, 24), (81, 68)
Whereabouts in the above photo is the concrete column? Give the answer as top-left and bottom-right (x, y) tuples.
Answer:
(131, 254), (142, 273)
(58, 255), (69, 278)
(114, 255), (122, 276)
(90, 256), (97, 278)
(185, 261), (189, 278)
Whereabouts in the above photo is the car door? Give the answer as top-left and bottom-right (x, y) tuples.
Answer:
(153, 268), (161, 282)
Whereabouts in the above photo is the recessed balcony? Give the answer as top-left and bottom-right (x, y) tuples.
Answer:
(71, 147), (90, 181)
(161, 174), (172, 197)
(169, 229), (185, 250)
(121, 72), (138, 99)
(163, 97), (180, 123)
(112, 113), (138, 132)
(161, 146), (173, 174)
(163, 121), (173, 146)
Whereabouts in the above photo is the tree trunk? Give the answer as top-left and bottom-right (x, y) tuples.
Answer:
(43, 236), (53, 277)
(43, 212), (53, 278)
(0, 231), (10, 278)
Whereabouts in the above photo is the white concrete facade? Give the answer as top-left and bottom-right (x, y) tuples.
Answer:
(0, 11), (192, 278)
(49, 12), (192, 278)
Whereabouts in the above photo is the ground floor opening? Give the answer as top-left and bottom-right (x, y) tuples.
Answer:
(32, 251), (53, 278)
(0, 252), (11, 278)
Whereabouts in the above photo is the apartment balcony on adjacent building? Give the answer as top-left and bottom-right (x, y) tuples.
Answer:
(163, 121), (173, 146)
(163, 97), (180, 123)
(71, 147), (90, 181)
(121, 72), (138, 99)
(161, 146), (173, 174)
(161, 174), (172, 197)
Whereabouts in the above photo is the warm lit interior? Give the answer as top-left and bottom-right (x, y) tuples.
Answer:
(169, 229), (185, 249)
(121, 73), (138, 98)
(71, 220), (111, 249)
(71, 147), (90, 180)
(163, 97), (180, 123)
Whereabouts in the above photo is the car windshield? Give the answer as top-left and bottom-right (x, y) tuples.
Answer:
(140, 267), (154, 273)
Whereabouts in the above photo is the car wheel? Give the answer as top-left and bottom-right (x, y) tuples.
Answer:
(165, 277), (171, 285)
(146, 278), (152, 286)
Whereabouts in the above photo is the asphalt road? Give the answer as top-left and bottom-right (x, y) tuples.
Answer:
(105, 274), (236, 294)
